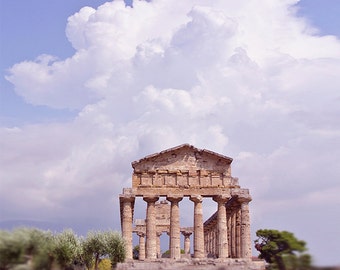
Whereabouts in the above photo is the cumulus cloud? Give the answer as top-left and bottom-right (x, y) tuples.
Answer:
(2, 0), (340, 265)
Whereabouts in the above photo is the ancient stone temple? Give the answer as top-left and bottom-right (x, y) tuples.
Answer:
(118, 144), (264, 270)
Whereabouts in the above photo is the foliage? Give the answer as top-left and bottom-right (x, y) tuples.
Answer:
(255, 229), (312, 270)
(52, 229), (81, 270)
(82, 231), (108, 270)
(104, 231), (125, 267)
(161, 249), (185, 258)
(81, 230), (125, 270)
(11, 227), (56, 270)
(92, 258), (111, 270)
(0, 227), (55, 270)
(133, 245), (139, 260)
(0, 230), (23, 270)
(282, 253), (312, 270)
(31, 230), (55, 270)
(0, 228), (126, 270)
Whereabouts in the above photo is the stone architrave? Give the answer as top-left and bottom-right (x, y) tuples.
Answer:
(190, 195), (205, 258)
(167, 195), (183, 260)
(143, 196), (159, 259)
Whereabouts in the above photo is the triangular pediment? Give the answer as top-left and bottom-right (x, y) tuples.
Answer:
(132, 144), (232, 173)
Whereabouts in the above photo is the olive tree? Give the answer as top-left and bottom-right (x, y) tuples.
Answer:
(0, 230), (23, 270)
(31, 230), (55, 270)
(81, 231), (125, 270)
(14, 228), (48, 260)
(82, 231), (107, 270)
(104, 231), (125, 267)
(53, 229), (81, 270)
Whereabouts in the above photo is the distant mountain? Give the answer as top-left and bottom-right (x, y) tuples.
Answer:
(0, 219), (67, 232)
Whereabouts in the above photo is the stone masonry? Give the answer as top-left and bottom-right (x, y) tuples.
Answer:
(118, 144), (264, 269)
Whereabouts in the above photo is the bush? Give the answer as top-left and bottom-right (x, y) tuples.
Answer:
(0, 228), (126, 270)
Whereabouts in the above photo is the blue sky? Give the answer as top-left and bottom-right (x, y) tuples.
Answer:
(1, 0), (340, 266)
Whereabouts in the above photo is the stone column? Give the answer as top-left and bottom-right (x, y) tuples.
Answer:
(209, 230), (213, 255)
(213, 227), (217, 256)
(143, 196), (159, 260)
(137, 232), (145, 260)
(167, 195), (183, 260)
(236, 207), (241, 258)
(120, 195), (135, 260)
(182, 231), (192, 255)
(209, 231), (212, 255)
(156, 232), (162, 258)
(240, 199), (252, 259)
(213, 195), (230, 258)
(231, 209), (236, 258)
(190, 195), (205, 258)
(227, 209), (232, 257)
(207, 230), (210, 255)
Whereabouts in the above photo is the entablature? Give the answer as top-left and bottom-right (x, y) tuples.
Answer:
(132, 171), (238, 188)
(121, 187), (250, 198)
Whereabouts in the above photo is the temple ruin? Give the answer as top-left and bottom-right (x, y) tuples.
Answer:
(118, 144), (264, 269)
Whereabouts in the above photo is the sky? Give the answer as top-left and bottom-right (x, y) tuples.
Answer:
(0, 0), (340, 266)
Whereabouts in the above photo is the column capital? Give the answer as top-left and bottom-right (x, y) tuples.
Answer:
(136, 231), (145, 237)
(213, 194), (230, 203)
(238, 196), (252, 203)
(143, 196), (159, 203)
(120, 194), (135, 203)
(181, 231), (193, 237)
(167, 195), (183, 203)
(190, 195), (203, 203)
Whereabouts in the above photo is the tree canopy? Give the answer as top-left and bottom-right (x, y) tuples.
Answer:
(0, 228), (125, 270)
(255, 229), (312, 270)
(81, 230), (125, 270)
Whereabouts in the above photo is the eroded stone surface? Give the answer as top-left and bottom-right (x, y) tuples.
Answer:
(117, 258), (265, 270)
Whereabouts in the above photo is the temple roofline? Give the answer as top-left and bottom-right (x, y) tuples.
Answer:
(131, 144), (233, 168)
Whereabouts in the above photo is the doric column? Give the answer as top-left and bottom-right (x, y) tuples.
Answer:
(181, 231), (192, 255)
(190, 195), (205, 258)
(137, 232), (145, 260)
(240, 199), (252, 259)
(167, 195), (183, 260)
(213, 195), (230, 258)
(231, 209), (236, 258)
(209, 230), (213, 255)
(120, 195), (135, 260)
(156, 232), (162, 258)
(209, 231), (212, 255)
(213, 227), (217, 256)
(143, 196), (159, 260)
(236, 207), (241, 258)
(207, 230), (210, 255)
(227, 209), (232, 257)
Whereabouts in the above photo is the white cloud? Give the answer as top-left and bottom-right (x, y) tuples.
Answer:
(2, 0), (340, 265)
